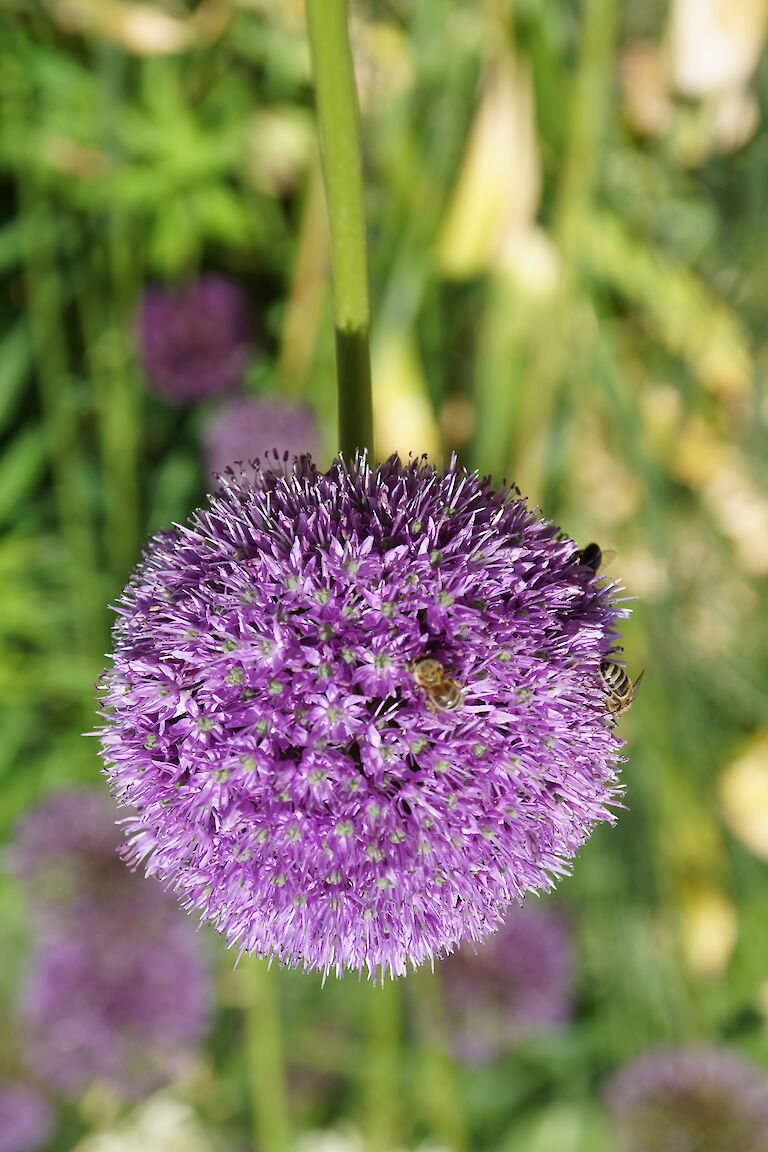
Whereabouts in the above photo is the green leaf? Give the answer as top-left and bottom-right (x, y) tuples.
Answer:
(0, 219), (25, 274)
(0, 426), (46, 526)
(146, 449), (202, 535)
(580, 212), (752, 399)
(195, 184), (251, 247)
(148, 197), (201, 275)
(0, 321), (32, 432)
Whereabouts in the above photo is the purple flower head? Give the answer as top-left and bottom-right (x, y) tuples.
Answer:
(21, 921), (208, 1100)
(12, 791), (210, 1098)
(11, 789), (134, 929)
(138, 275), (250, 403)
(0, 1082), (53, 1152)
(441, 901), (573, 1062)
(202, 397), (321, 482)
(98, 453), (628, 978)
(605, 1045), (768, 1152)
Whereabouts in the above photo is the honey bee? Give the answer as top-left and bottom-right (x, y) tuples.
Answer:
(600, 659), (644, 723)
(412, 657), (464, 712)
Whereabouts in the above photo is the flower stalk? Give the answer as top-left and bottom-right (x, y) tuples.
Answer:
(306, 0), (374, 457)
(242, 957), (289, 1152)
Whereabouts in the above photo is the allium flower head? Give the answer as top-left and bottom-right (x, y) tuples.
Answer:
(0, 1082), (53, 1152)
(13, 791), (210, 1098)
(98, 453), (627, 978)
(441, 901), (572, 1062)
(12, 789), (141, 929)
(138, 275), (249, 402)
(606, 1045), (768, 1152)
(21, 920), (208, 1099)
(203, 397), (321, 481)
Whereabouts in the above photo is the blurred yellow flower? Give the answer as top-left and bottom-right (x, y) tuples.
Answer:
(620, 41), (675, 138)
(372, 333), (440, 462)
(719, 733), (768, 861)
(436, 55), (540, 278)
(680, 886), (737, 979)
(351, 19), (414, 116)
(672, 417), (732, 489)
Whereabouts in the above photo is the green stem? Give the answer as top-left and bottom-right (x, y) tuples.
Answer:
(363, 978), (401, 1152)
(242, 957), (289, 1152)
(411, 967), (467, 1151)
(16, 177), (104, 652)
(97, 40), (142, 582)
(554, 0), (618, 250)
(306, 0), (373, 458)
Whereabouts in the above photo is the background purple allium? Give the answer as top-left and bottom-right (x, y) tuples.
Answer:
(202, 396), (321, 481)
(0, 1082), (52, 1152)
(441, 901), (572, 1062)
(13, 791), (210, 1099)
(98, 453), (627, 977)
(11, 788), (140, 930)
(605, 1045), (768, 1152)
(138, 275), (250, 402)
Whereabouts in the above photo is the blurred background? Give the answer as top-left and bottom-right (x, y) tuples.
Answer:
(1, 0), (768, 1149)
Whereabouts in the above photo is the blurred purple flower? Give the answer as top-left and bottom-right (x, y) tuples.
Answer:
(12, 791), (210, 1099)
(98, 453), (627, 978)
(21, 920), (208, 1099)
(606, 1045), (768, 1152)
(11, 789), (137, 930)
(441, 901), (573, 1062)
(202, 397), (321, 481)
(0, 1082), (52, 1152)
(138, 275), (249, 402)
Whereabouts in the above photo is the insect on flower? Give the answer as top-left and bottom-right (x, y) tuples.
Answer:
(600, 659), (644, 724)
(575, 542), (616, 573)
(98, 453), (631, 978)
(411, 656), (464, 712)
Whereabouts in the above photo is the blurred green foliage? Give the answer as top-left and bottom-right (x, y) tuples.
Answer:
(1, 0), (768, 1149)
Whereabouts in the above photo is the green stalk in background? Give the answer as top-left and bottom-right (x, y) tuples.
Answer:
(493, 0), (619, 503)
(16, 175), (104, 653)
(306, 0), (374, 458)
(304, 10), (401, 1145)
(553, 0), (618, 250)
(363, 977), (401, 1152)
(97, 40), (142, 583)
(410, 967), (467, 1152)
(242, 956), (290, 1152)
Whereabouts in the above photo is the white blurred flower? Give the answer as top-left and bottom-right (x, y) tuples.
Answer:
(44, 0), (230, 55)
(294, 1130), (364, 1152)
(245, 107), (314, 196)
(497, 225), (560, 298)
(72, 1092), (212, 1152)
(669, 0), (768, 97)
(293, 1131), (449, 1152)
(707, 85), (760, 152)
